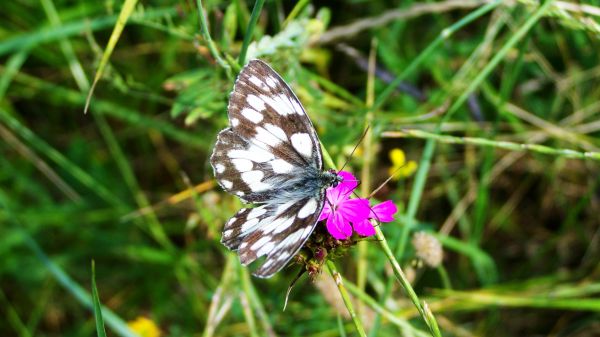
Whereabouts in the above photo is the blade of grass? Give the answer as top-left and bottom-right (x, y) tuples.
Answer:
(91, 261), (108, 337)
(6, 70), (209, 148)
(372, 0), (503, 111)
(239, 267), (259, 337)
(0, 192), (139, 337)
(0, 287), (32, 337)
(0, 49), (30, 99)
(0, 109), (121, 206)
(196, 0), (233, 76)
(369, 2), (503, 332)
(85, 0), (139, 113)
(0, 7), (178, 57)
(374, 227), (442, 337)
(238, 0), (266, 66)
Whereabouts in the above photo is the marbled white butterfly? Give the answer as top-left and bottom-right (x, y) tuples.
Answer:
(210, 60), (342, 278)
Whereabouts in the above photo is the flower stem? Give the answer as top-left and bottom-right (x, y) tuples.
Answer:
(326, 261), (367, 337)
(375, 227), (442, 337)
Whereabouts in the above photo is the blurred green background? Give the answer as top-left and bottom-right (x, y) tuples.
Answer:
(1, 0), (600, 336)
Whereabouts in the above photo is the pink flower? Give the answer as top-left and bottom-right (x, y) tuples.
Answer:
(353, 200), (398, 236)
(319, 171), (398, 240)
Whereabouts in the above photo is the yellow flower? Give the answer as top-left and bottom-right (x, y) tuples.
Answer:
(388, 148), (417, 180)
(128, 316), (161, 337)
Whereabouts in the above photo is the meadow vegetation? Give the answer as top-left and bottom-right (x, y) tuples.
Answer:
(1, 0), (600, 336)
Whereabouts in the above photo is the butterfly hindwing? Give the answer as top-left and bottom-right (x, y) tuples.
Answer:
(221, 194), (325, 278)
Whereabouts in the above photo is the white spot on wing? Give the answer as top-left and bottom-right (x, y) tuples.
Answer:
(261, 94), (293, 116)
(266, 76), (278, 88)
(290, 97), (303, 115)
(277, 251), (290, 261)
(241, 218), (260, 233)
(251, 236), (271, 250)
(242, 170), (264, 184)
(255, 127), (282, 146)
(215, 164), (225, 173)
(264, 123), (287, 141)
(298, 198), (318, 219)
(241, 108), (263, 123)
(221, 180), (233, 189)
(257, 241), (275, 257)
(273, 216), (296, 234)
(228, 145), (274, 163)
(247, 207), (267, 219)
(291, 133), (313, 158)
(242, 170), (271, 192)
(248, 75), (265, 88)
(232, 158), (253, 172)
(247, 94), (266, 111)
(271, 159), (294, 173)
(231, 118), (239, 127)
(276, 201), (295, 214)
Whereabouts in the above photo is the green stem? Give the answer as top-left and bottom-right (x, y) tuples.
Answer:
(375, 227), (442, 337)
(196, 0), (232, 76)
(382, 129), (600, 161)
(326, 261), (367, 337)
(238, 0), (266, 66)
(342, 276), (430, 336)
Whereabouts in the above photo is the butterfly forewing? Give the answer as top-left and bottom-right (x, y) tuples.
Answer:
(210, 59), (333, 278)
(228, 60), (323, 168)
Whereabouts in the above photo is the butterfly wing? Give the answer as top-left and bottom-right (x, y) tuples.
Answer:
(210, 59), (328, 277)
(210, 60), (323, 203)
(221, 194), (325, 278)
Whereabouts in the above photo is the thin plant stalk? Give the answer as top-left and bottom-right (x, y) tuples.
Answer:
(357, 38), (377, 320)
(382, 129), (600, 161)
(196, 0), (232, 76)
(326, 261), (367, 337)
(238, 0), (266, 66)
(375, 227), (442, 337)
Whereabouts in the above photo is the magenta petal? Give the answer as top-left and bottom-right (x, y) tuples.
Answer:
(338, 198), (370, 223)
(326, 211), (352, 240)
(326, 185), (346, 205)
(337, 171), (358, 192)
(319, 202), (331, 221)
(370, 200), (398, 222)
(353, 219), (376, 237)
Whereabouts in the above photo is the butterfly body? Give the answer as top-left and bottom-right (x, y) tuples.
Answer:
(210, 60), (341, 278)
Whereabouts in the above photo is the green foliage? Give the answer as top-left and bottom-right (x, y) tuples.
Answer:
(1, 0), (600, 336)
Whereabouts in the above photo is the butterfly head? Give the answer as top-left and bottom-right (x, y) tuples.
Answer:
(324, 169), (344, 188)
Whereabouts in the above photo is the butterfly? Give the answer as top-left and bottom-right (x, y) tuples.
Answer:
(210, 59), (342, 278)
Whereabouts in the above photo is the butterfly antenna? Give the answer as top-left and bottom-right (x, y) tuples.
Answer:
(283, 269), (306, 311)
(338, 125), (370, 173)
(368, 161), (409, 199)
